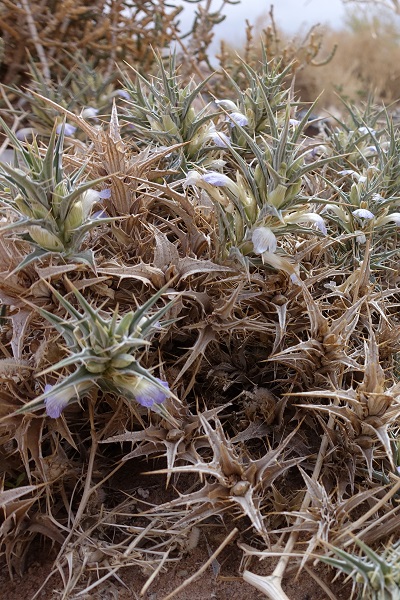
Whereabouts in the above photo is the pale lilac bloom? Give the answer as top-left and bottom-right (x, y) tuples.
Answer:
(226, 112), (248, 127)
(98, 189), (111, 200)
(56, 123), (77, 136)
(352, 208), (374, 219)
(44, 383), (75, 418)
(209, 129), (231, 148)
(81, 188), (111, 219)
(116, 90), (130, 100)
(289, 118), (301, 127)
(91, 209), (108, 220)
(15, 128), (35, 141)
(133, 378), (170, 408)
(252, 226), (277, 254)
(202, 172), (232, 187)
(365, 146), (378, 155)
(358, 126), (376, 136)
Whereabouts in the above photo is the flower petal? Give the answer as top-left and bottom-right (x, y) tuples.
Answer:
(82, 107), (99, 119)
(252, 227), (277, 254)
(134, 378), (170, 408)
(210, 130), (231, 147)
(202, 172), (232, 187)
(43, 384), (71, 418)
(98, 188), (111, 199)
(56, 123), (76, 136)
(227, 112), (248, 127)
(352, 208), (374, 219)
(215, 99), (238, 111)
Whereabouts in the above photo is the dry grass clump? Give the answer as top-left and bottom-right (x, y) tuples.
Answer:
(0, 4), (400, 600)
(219, 6), (400, 111)
(0, 0), (185, 86)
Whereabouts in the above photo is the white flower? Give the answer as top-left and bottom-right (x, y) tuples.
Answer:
(286, 212), (327, 235)
(184, 170), (202, 188)
(354, 230), (366, 244)
(80, 188), (111, 219)
(252, 226), (277, 254)
(81, 107), (99, 119)
(372, 193), (384, 203)
(215, 99), (238, 111)
(338, 169), (356, 176)
(376, 212), (400, 226)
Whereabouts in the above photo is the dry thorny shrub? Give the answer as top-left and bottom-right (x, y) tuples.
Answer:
(0, 7), (400, 600)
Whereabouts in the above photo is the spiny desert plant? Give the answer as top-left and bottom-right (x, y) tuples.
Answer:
(20, 282), (174, 418)
(320, 538), (400, 600)
(0, 120), (112, 270)
(2, 19), (400, 600)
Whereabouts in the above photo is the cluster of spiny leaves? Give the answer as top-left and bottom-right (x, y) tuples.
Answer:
(1, 41), (400, 600)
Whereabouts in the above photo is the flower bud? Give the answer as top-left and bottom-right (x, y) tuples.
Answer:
(14, 193), (33, 218)
(29, 225), (64, 251)
(162, 115), (179, 135)
(350, 183), (361, 206)
(110, 353), (135, 369)
(268, 184), (287, 209)
(65, 201), (84, 231)
(86, 360), (107, 374)
(52, 181), (68, 218)
(183, 107), (196, 129)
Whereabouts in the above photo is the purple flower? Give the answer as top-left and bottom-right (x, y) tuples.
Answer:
(56, 123), (77, 136)
(91, 209), (108, 220)
(43, 384), (73, 418)
(98, 189), (111, 200)
(133, 377), (170, 408)
(352, 208), (374, 219)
